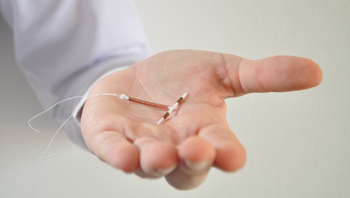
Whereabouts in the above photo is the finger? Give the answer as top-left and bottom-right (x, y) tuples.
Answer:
(134, 137), (178, 178)
(165, 136), (216, 190)
(198, 124), (246, 172)
(222, 54), (323, 96)
(89, 131), (139, 173)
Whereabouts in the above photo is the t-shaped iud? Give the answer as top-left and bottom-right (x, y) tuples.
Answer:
(120, 92), (188, 124)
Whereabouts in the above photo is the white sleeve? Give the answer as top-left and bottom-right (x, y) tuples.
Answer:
(0, 0), (150, 149)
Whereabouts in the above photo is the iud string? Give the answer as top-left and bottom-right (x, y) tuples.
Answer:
(29, 93), (118, 160)
(28, 92), (188, 160)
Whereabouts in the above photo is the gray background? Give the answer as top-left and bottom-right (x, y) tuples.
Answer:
(1, 0), (349, 197)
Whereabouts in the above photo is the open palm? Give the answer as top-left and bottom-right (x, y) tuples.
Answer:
(81, 50), (322, 189)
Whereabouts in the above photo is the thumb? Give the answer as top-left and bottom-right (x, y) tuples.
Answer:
(222, 54), (323, 96)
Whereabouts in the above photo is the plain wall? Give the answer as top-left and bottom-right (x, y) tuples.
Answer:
(1, 0), (349, 197)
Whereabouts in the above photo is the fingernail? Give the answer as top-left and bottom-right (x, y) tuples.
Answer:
(156, 164), (177, 175)
(185, 160), (211, 171)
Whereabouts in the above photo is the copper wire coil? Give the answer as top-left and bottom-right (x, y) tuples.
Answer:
(128, 97), (169, 110)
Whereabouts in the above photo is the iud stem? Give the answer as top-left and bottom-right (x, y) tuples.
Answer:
(120, 94), (170, 110)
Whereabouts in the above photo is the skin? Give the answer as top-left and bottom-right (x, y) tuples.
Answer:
(81, 50), (322, 190)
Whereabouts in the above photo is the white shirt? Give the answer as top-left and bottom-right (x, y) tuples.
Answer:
(0, 0), (150, 149)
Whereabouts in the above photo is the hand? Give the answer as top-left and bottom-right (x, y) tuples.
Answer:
(81, 50), (322, 190)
